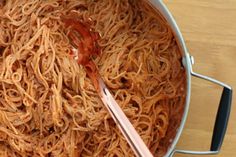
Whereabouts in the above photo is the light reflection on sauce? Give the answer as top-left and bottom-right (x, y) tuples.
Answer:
(62, 15), (101, 91)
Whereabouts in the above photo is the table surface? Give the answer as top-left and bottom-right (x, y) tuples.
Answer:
(163, 1), (236, 157)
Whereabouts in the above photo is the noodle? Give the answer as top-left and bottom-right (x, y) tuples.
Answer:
(0, 0), (186, 157)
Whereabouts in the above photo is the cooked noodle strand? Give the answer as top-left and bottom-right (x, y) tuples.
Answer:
(0, 0), (186, 156)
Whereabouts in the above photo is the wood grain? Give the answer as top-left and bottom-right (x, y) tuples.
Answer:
(162, 1), (236, 157)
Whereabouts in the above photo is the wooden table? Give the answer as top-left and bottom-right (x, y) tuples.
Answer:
(162, 1), (236, 157)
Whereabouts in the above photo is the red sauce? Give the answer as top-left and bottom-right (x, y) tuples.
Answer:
(62, 15), (101, 91)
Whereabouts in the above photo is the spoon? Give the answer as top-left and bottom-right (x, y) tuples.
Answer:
(62, 16), (153, 157)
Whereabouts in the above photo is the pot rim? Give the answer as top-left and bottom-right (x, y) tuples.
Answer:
(147, 1), (192, 156)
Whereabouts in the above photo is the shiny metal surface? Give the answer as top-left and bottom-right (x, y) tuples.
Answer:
(148, 0), (232, 156)
(170, 150), (219, 157)
(147, 1), (192, 156)
(191, 71), (232, 90)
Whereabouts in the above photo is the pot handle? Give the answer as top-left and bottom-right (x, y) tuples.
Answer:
(170, 56), (232, 156)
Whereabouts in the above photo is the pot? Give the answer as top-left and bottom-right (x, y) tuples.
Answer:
(147, 1), (233, 157)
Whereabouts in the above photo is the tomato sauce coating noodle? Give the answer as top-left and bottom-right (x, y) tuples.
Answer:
(0, 0), (186, 156)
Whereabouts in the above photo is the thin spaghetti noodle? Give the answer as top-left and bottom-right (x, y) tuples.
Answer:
(0, 0), (186, 157)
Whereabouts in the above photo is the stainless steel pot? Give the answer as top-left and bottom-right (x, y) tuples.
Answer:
(148, 1), (233, 156)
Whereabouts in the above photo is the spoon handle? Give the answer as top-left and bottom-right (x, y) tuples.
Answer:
(98, 78), (153, 157)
